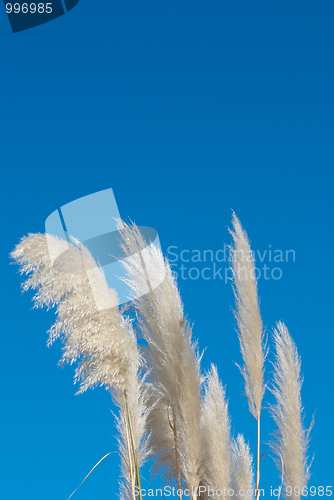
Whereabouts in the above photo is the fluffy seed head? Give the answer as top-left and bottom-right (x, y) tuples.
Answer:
(232, 434), (254, 498)
(11, 233), (137, 392)
(229, 212), (265, 419)
(200, 365), (231, 493)
(271, 321), (312, 499)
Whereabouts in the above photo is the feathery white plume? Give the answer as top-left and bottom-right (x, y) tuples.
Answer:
(232, 434), (254, 499)
(118, 221), (202, 497)
(11, 233), (136, 392)
(229, 213), (265, 419)
(12, 232), (151, 498)
(271, 322), (312, 499)
(200, 365), (231, 497)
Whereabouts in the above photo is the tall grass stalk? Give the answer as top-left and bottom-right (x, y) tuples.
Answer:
(11, 233), (149, 499)
(118, 221), (202, 498)
(229, 213), (266, 500)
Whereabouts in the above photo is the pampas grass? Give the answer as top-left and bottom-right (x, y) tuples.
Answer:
(270, 322), (312, 500)
(200, 365), (231, 498)
(11, 233), (150, 500)
(11, 233), (136, 392)
(229, 213), (265, 420)
(11, 213), (313, 500)
(229, 212), (266, 499)
(113, 351), (151, 500)
(232, 434), (254, 499)
(118, 221), (202, 499)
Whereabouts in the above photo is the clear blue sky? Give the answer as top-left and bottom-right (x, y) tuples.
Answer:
(1, 1), (333, 498)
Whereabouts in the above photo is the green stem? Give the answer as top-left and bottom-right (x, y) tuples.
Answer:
(256, 416), (261, 500)
(124, 390), (143, 500)
(123, 405), (135, 500)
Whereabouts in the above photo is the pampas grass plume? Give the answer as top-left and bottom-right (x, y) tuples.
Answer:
(229, 213), (265, 419)
(232, 434), (254, 498)
(271, 321), (312, 499)
(11, 233), (136, 392)
(119, 221), (202, 498)
(11, 233), (151, 499)
(200, 364), (231, 496)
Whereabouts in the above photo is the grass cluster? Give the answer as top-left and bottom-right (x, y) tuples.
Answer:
(11, 214), (312, 500)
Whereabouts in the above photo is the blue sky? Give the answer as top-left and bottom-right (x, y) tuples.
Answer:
(1, 1), (333, 498)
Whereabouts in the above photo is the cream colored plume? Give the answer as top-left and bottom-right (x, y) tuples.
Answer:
(11, 233), (136, 392)
(271, 322), (312, 499)
(232, 434), (254, 499)
(118, 221), (202, 497)
(12, 232), (151, 499)
(229, 213), (265, 419)
(200, 365), (231, 497)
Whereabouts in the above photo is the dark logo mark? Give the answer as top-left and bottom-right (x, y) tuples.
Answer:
(3, 0), (80, 33)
